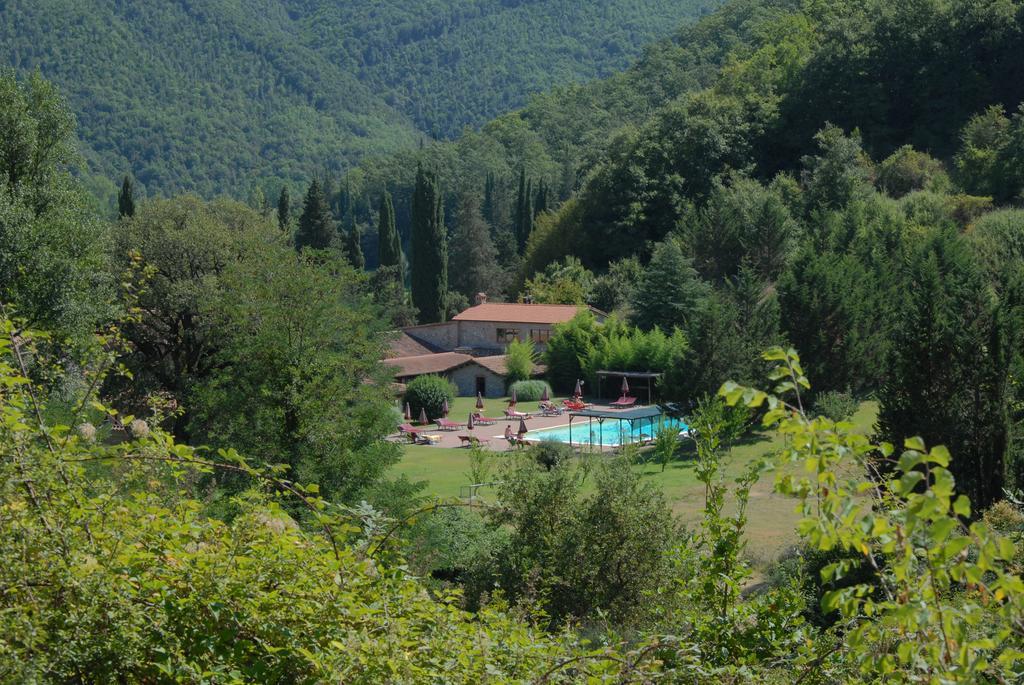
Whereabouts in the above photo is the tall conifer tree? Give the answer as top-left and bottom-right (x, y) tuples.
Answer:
(483, 172), (496, 226)
(377, 191), (403, 269)
(295, 179), (334, 250)
(410, 165), (448, 323)
(118, 175), (135, 218)
(277, 186), (290, 233)
(515, 168), (533, 251)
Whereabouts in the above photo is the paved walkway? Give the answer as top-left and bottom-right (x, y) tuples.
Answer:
(392, 406), (638, 452)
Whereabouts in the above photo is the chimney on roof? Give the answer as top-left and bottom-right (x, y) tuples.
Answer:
(475, 292), (488, 305)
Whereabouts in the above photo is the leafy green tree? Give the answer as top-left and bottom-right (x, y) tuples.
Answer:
(403, 374), (456, 423)
(115, 196), (281, 430)
(522, 256), (594, 305)
(448, 191), (504, 300)
(488, 453), (677, 627)
(376, 190), (403, 269)
(189, 249), (399, 503)
(877, 228), (1012, 511)
(592, 256), (643, 315)
(344, 223), (365, 270)
(117, 174), (135, 217)
(954, 105), (1011, 199)
(410, 165), (448, 323)
(504, 339), (537, 385)
(876, 145), (950, 198)
(632, 238), (710, 336)
(544, 310), (599, 393)
(277, 185), (290, 232)
(295, 179), (335, 251)
(0, 69), (112, 337)
(800, 125), (875, 212)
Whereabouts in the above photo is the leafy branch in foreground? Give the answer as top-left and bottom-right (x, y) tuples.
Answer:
(722, 347), (1024, 682)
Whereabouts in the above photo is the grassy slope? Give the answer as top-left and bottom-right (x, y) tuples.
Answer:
(391, 400), (879, 559)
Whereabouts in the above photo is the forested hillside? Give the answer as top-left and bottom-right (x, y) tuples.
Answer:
(10, 0), (1024, 681)
(0, 0), (713, 200)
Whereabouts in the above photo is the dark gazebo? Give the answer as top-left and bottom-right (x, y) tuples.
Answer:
(595, 371), (663, 405)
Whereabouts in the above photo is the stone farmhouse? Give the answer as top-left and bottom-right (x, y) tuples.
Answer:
(383, 296), (606, 398)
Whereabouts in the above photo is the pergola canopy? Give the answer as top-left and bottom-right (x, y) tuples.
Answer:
(594, 370), (663, 404)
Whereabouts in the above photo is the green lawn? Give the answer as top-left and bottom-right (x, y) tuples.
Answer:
(390, 401), (879, 560)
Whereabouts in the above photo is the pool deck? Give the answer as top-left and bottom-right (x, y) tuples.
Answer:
(389, 405), (655, 452)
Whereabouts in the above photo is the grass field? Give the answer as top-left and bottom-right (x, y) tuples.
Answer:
(390, 399), (879, 560)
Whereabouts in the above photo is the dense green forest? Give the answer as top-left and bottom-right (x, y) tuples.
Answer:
(0, 0), (713, 201)
(8, 0), (1024, 681)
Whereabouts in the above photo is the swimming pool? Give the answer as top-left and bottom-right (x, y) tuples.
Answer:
(523, 416), (688, 447)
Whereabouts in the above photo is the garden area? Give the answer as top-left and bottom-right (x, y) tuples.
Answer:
(391, 395), (879, 560)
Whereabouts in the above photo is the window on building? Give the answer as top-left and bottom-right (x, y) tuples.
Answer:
(496, 328), (520, 343)
(530, 329), (551, 344)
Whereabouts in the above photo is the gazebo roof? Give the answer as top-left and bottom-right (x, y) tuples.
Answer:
(569, 406), (665, 421)
(594, 370), (663, 378)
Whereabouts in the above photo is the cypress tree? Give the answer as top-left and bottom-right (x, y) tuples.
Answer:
(118, 175), (135, 218)
(410, 165), (448, 323)
(483, 171), (496, 226)
(295, 179), (335, 251)
(277, 186), (290, 232)
(534, 179), (548, 217)
(345, 223), (365, 270)
(877, 229), (1011, 511)
(515, 168), (533, 251)
(377, 191), (403, 269)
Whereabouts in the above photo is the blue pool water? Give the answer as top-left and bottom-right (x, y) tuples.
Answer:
(525, 416), (688, 447)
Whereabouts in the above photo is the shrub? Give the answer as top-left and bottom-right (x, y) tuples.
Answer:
(509, 379), (551, 402)
(404, 375), (456, 421)
(505, 339), (537, 385)
(530, 439), (573, 471)
(812, 389), (858, 421)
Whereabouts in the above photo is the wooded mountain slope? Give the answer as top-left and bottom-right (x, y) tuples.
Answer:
(0, 0), (713, 200)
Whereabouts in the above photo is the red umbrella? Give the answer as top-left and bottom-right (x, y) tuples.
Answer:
(540, 385), (549, 402)
(476, 392), (484, 409)
(517, 417), (528, 436)
(468, 413), (475, 430)
(418, 407), (428, 425)
(573, 379), (582, 398)
(442, 399), (449, 417)
(404, 402), (412, 420)
(509, 388), (518, 405)
(621, 376), (630, 395)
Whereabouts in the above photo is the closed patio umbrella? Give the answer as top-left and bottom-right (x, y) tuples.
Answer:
(476, 392), (484, 409)
(540, 386), (549, 402)
(404, 402), (412, 420)
(468, 413), (475, 430)
(573, 379), (582, 398)
(621, 376), (630, 395)
(518, 417), (528, 437)
(509, 388), (517, 405)
(442, 399), (449, 416)
(419, 407), (428, 425)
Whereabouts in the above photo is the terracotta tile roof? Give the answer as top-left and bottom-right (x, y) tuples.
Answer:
(384, 352), (471, 378)
(385, 331), (444, 358)
(471, 355), (546, 377)
(452, 303), (597, 324)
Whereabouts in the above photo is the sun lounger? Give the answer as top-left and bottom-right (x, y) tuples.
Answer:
(436, 418), (463, 431)
(398, 423), (421, 435)
(504, 409), (532, 419)
(459, 435), (490, 447)
(610, 396), (637, 408)
(562, 399), (587, 411)
(539, 402), (563, 416)
(472, 413), (499, 426)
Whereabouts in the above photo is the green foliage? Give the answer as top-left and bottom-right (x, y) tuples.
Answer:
(800, 125), (875, 212)
(504, 340), (539, 386)
(0, 68), (113, 338)
(188, 250), (399, 504)
(448, 192), (505, 300)
(489, 453), (678, 627)
(403, 374), (456, 423)
(652, 426), (679, 472)
(295, 179), (336, 251)
(522, 256), (595, 305)
(410, 166), (448, 323)
(877, 227), (1012, 511)
(530, 439), (573, 471)
(876, 145), (950, 198)
(376, 191), (403, 270)
(117, 174), (135, 218)
(543, 310), (599, 393)
(508, 379), (550, 403)
(632, 238), (710, 336)
(811, 389), (858, 422)
(953, 104), (1024, 203)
